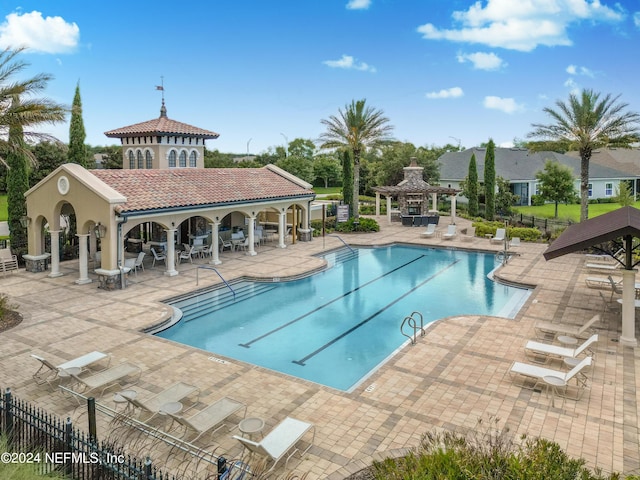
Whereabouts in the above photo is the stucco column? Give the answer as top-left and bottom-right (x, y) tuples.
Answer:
(278, 212), (287, 249)
(450, 195), (457, 224)
(210, 221), (221, 265)
(620, 268), (638, 346)
(75, 233), (92, 285)
(386, 196), (392, 224)
(48, 230), (63, 278)
(431, 193), (437, 211)
(164, 228), (178, 276)
(246, 215), (257, 256)
(375, 192), (380, 216)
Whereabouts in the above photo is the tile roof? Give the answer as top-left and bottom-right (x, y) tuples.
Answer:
(90, 167), (314, 213)
(104, 115), (219, 139)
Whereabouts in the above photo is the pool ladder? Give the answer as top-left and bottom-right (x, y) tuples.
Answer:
(401, 311), (425, 345)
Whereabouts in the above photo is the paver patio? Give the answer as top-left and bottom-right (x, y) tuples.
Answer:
(0, 216), (638, 479)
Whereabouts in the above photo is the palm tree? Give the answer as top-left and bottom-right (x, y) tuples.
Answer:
(528, 89), (640, 222)
(319, 99), (394, 220)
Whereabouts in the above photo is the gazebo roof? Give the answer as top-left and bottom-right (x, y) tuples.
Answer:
(543, 206), (640, 267)
(373, 159), (459, 195)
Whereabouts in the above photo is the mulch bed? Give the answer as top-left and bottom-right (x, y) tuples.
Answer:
(0, 310), (23, 332)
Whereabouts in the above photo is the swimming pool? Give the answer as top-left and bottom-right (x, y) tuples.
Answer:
(156, 245), (530, 391)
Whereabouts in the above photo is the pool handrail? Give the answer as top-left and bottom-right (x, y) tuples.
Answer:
(401, 311), (424, 345)
(328, 234), (355, 253)
(196, 266), (236, 299)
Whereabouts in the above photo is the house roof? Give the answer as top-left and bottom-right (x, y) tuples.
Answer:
(566, 148), (640, 177)
(439, 147), (633, 182)
(104, 111), (219, 139)
(90, 166), (314, 214)
(543, 206), (640, 266)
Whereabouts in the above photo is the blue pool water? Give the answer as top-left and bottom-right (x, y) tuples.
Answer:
(156, 245), (530, 391)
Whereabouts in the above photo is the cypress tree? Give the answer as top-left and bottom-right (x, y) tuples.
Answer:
(484, 139), (496, 220)
(68, 82), (88, 167)
(6, 102), (28, 252)
(467, 153), (479, 217)
(342, 149), (354, 217)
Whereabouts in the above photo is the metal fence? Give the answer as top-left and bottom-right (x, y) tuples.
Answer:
(1, 387), (182, 480)
(509, 213), (573, 232)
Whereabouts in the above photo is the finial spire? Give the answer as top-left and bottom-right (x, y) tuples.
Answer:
(155, 76), (167, 117)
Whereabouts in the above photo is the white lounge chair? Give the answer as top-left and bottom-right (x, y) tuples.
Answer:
(491, 228), (506, 244)
(585, 248), (623, 263)
(150, 247), (166, 268)
(585, 262), (621, 273)
(168, 397), (246, 441)
(509, 356), (592, 399)
(119, 381), (200, 421)
(442, 224), (457, 240)
(462, 226), (475, 242)
(533, 314), (600, 340)
(233, 417), (315, 472)
(420, 224), (436, 238)
(69, 362), (141, 397)
(585, 276), (620, 289)
(509, 237), (520, 248)
(525, 334), (598, 363)
(32, 351), (110, 388)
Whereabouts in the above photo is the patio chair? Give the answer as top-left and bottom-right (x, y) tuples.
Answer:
(599, 290), (621, 320)
(585, 276), (620, 289)
(607, 275), (623, 301)
(124, 252), (146, 276)
(462, 226), (476, 242)
(233, 417), (315, 472)
(442, 224), (457, 240)
(179, 246), (195, 264)
(0, 248), (18, 274)
(420, 223), (436, 238)
(509, 356), (593, 399)
(31, 351), (110, 388)
(533, 314), (600, 340)
(119, 381), (200, 421)
(168, 397), (246, 441)
(491, 228), (506, 244)
(524, 334), (598, 364)
(69, 362), (141, 397)
(150, 247), (166, 268)
(219, 237), (233, 252)
(509, 237), (520, 248)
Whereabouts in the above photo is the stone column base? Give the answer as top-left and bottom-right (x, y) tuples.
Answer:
(23, 254), (51, 273)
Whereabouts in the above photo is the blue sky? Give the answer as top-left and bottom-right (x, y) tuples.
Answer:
(1, 0), (639, 154)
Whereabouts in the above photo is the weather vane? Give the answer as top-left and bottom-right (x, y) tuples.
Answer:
(155, 76), (165, 101)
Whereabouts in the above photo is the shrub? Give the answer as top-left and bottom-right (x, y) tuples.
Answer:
(530, 194), (545, 206)
(335, 217), (380, 233)
(472, 221), (541, 242)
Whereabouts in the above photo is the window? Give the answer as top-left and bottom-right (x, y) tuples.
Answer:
(145, 151), (152, 169)
(605, 183), (613, 196)
(588, 183), (593, 197)
(137, 151), (143, 169)
(179, 151), (187, 167)
(189, 151), (197, 167)
(169, 150), (177, 168)
(128, 151), (135, 169)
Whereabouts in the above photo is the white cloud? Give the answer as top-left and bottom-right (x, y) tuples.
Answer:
(566, 64), (593, 77)
(346, 0), (371, 10)
(483, 96), (523, 114)
(417, 0), (624, 52)
(634, 12), (640, 27)
(0, 11), (79, 54)
(323, 54), (376, 72)
(457, 51), (506, 70)
(426, 87), (464, 99)
(564, 77), (581, 95)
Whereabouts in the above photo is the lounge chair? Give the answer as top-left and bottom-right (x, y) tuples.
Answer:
(533, 314), (600, 340)
(69, 362), (141, 397)
(524, 334), (598, 363)
(509, 237), (520, 248)
(442, 224), (457, 240)
(491, 228), (506, 244)
(119, 381), (200, 421)
(585, 262), (621, 273)
(233, 417), (315, 472)
(585, 248), (624, 262)
(32, 351), (110, 388)
(585, 276), (620, 289)
(462, 226), (476, 242)
(420, 224), (436, 238)
(150, 247), (166, 268)
(509, 356), (592, 399)
(168, 397), (246, 441)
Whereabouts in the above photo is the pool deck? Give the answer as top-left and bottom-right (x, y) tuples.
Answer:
(1, 216), (638, 478)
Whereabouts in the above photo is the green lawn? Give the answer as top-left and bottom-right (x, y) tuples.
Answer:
(313, 186), (341, 195)
(513, 201), (640, 222)
(0, 195), (6, 222)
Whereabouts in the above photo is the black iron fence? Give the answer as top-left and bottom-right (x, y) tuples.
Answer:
(1, 387), (180, 480)
(509, 213), (573, 233)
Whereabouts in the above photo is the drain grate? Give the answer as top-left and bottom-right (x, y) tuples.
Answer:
(208, 356), (228, 364)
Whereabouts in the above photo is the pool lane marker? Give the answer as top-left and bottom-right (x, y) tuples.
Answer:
(238, 254), (428, 348)
(291, 259), (461, 366)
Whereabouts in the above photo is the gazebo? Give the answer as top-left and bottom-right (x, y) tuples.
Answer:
(373, 158), (460, 226)
(544, 206), (640, 346)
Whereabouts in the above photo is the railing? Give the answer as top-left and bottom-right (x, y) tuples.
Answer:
(328, 234), (355, 253)
(196, 265), (236, 299)
(400, 311), (424, 345)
